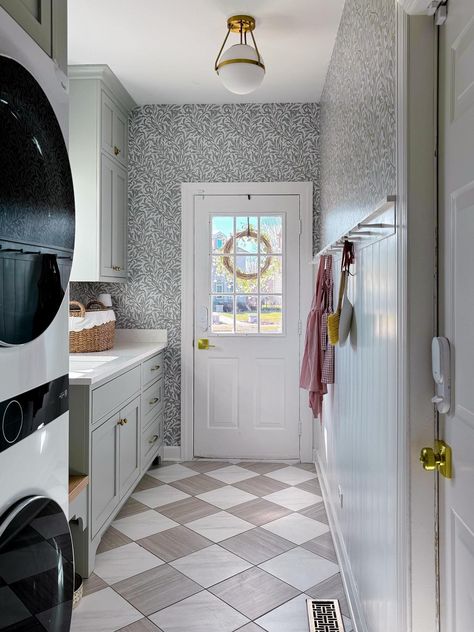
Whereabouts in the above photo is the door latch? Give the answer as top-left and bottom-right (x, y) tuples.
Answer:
(420, 439), (452, 478)
(431, 337), (451, 413)
(197, 338), (216, 350)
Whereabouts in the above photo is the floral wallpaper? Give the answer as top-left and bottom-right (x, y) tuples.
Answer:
(319, 0), (397, 247)
(71, 103), (320, 446)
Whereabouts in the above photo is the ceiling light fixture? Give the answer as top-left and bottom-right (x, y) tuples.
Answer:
(214, 15), (265, 95)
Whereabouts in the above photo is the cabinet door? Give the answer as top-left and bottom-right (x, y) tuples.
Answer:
(100, 154), (128, 280)
(119, 397), (140, 498)
(0, 0), (52, 55)
(91, 412), (120, 537)
(101, 90), (128, 167)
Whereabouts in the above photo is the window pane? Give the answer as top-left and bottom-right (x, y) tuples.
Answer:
(236, 216), (258, 253)
(260, 255), (282, 294)
(212, 256), (234, 294)
(211, 296), (234, 333)
(235, 255), (258, 294)
(260, 295), (282, 333)
(212, 216), (233, 253)
(260, 216), (283, 254)
(236, 295), (258, 333)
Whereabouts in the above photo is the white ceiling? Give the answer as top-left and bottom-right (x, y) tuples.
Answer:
(68, 0), (345, 106)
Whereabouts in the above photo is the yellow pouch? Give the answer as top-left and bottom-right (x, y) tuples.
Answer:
(328, 270), (347, 346)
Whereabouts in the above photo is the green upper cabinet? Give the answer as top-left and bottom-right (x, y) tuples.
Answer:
(0, 0), (67, 75)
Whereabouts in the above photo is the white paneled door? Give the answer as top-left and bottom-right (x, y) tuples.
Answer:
(439, 1), (474, 629)
(193, 194), (301, 459)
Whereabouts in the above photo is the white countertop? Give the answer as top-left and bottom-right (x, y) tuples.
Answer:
(69, 329), (167, 388)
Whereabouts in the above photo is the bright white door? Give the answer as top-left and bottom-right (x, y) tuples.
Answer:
(439, 1), (474, 628)
(194, 194), (301, 459)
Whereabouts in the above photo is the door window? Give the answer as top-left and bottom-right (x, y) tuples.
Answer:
(210, 215), (284, 334)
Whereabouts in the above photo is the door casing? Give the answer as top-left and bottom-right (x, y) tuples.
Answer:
(181, 182), (314, 462)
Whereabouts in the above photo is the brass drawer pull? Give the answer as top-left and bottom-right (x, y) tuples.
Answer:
(149, 397), (159, 405)
(114, 145), (121, 156)
(149, 434), (159, 444)
(150, 365), (160, 371)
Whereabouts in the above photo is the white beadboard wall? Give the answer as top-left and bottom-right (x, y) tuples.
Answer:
(316, 232), (398, 632)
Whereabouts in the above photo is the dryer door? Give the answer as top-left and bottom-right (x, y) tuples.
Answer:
(0, 496), (74, 631)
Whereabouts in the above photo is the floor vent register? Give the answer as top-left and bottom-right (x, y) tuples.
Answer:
(306, 599), (346, 632)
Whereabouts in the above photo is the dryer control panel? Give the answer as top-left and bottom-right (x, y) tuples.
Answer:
(0, 374), (68, 454)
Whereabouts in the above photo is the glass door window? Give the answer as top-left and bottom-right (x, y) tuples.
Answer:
(210, 214), (284, 334)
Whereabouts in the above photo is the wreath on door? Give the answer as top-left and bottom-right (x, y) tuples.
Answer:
(222, 228), (273, 280)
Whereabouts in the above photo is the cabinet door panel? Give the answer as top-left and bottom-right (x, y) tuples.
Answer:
(113, 107), (128, 167)
(0, 0), (52, 55)
(101, 92), (115, 158)
(100, 154), (127, 279)
(119, 397), (140, 497)
(91, 413), (120, 537)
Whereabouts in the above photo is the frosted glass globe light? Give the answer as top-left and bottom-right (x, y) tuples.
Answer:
(217, 44), (265, 95)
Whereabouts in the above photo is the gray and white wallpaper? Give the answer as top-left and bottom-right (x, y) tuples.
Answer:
(71, 103), (320, 446)
(319, 0), (397, 247)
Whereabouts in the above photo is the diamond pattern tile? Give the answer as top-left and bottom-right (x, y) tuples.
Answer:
(209, 567), (299, 620)
(113, 564), (202, 615)
(233, 475), (290, 497)
(185, 510), (254, 542)
(261, 512), (329, 545)
(157, 497), (220, 524)
(73, 462), (348, 632)
(168, 474), (227, 495)
(227, 498), (292, 527)
(137, 526), (212, 562)
(264, 466), (317, 486)
(220, 527), (295, 565)
(196, 485), (258, 510)
(263, 487), (323, 511)
(170, 544), (252, 588)
(205, 465), (259, 484)
(149, 590), (249, 632)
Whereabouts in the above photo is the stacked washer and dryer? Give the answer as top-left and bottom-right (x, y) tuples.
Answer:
(0, 8), (76, 632)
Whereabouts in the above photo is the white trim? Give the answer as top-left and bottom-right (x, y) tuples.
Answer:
(181, 182), (314, 462)
(316, 455), (367, 632)
(163, 446), (182, 461)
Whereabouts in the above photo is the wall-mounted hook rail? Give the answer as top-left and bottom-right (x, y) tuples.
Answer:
(313, 196), (396, 262)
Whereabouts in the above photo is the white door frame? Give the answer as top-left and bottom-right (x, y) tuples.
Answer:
(181, 182), (314, 462)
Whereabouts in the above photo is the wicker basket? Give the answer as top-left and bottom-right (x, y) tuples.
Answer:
(72, 573), (83, 609)
(69, 300), (115, 353)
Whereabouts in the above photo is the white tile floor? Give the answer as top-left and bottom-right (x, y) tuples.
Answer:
(72, 462), (353, 632)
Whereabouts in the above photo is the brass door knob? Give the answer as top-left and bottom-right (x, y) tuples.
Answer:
(198, 338), (216, 350)
(420, 447), (437, 471)
(420, 440), (452, 478)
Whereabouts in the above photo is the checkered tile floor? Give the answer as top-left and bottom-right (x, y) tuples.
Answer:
(71, 462), (353, 632)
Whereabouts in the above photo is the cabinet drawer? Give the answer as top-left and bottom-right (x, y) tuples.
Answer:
(141, 352), (163, 388)
(141, 412), (162, 469)
(92, 366), (140, 423)
(142, 378), (163, 426)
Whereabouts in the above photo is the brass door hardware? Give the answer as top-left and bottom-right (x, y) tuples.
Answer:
(198, 338), (216, 350)
(151, 365), (160, 371)
(149, 398), (159, 405)
(114, 145), (121, 156)
(149, 435), (159, 444)
(112, 265), (122, 271)
(420, 440), (452, 479)
(117, 418), (128, 426)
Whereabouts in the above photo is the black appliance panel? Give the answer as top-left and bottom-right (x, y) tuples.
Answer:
(0, 374), (68, 455)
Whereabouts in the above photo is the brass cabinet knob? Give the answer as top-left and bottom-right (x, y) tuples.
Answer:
(149, 434), (159, 444)
(114, 145), (121, 156)
(149, 397), (159, 405)
(112, 265), (122, 271)
(151, 365), (160, 371)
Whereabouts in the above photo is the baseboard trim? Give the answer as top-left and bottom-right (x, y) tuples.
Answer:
(163, 446), (181, 461)
(315, 452), (367, 632)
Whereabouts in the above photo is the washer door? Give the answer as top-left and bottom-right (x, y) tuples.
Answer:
(0, 55), (75, 346)
(0, 496), (74, 631)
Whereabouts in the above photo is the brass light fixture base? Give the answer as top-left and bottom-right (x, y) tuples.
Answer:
(227, 15), (256, 33)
